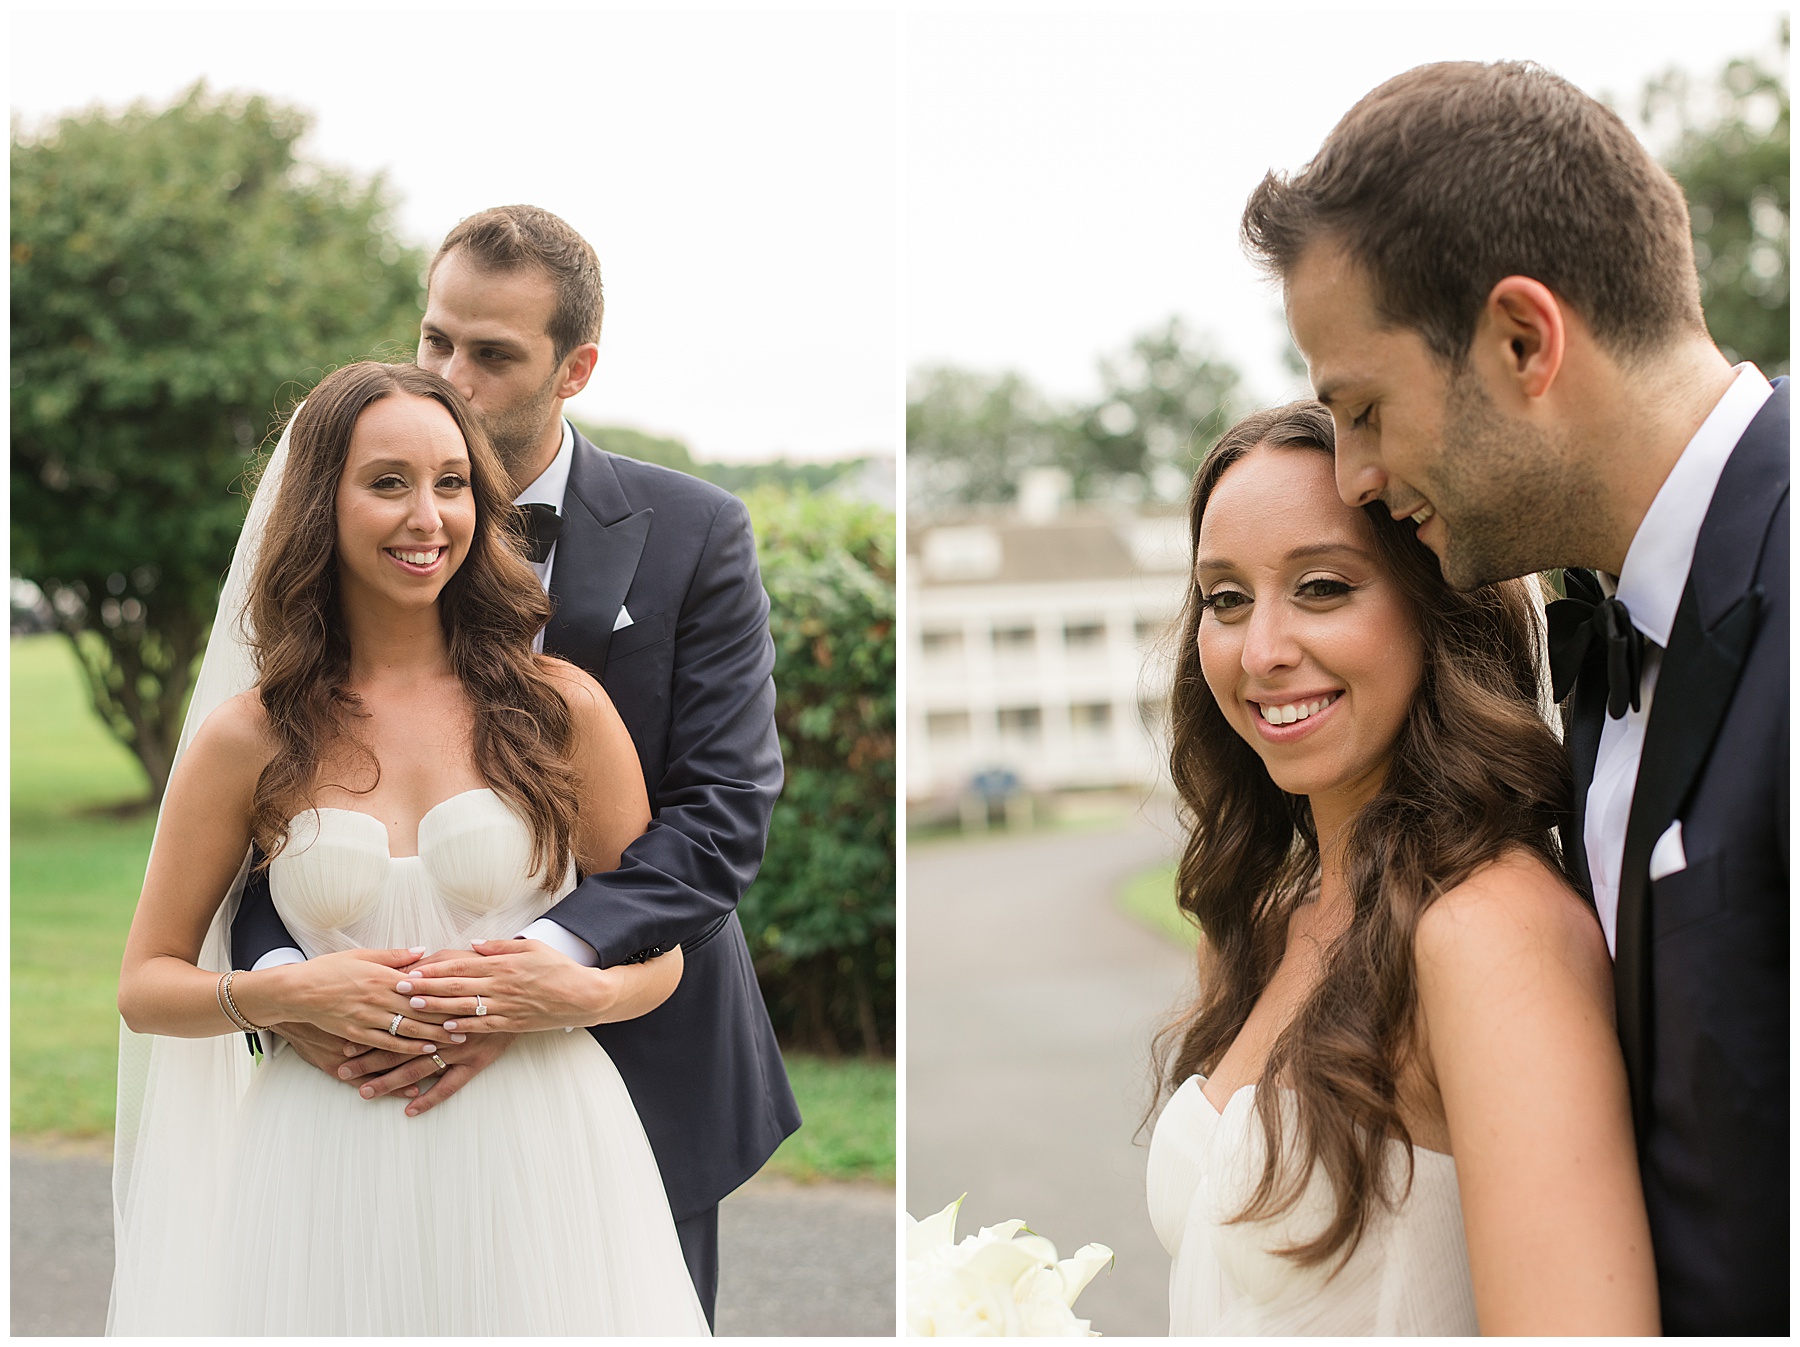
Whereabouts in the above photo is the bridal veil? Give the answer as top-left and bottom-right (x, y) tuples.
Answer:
(106, 419), (291, 1332)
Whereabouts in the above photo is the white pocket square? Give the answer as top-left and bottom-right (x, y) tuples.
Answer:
(612, 605), (634, 633)
(1648, 820), (1687, 881)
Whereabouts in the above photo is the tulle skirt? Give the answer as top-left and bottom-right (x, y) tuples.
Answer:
(125, 1029), (708, 1336)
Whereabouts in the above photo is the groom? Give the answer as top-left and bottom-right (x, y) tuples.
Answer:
(1245, 63), (1787, 1333)
(232, 204), (801, 1325)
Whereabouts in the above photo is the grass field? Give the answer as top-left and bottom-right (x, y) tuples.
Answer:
(1117, 857), (1198, 949)
(10, 632), (895, 1181)
(12, 633), (156, 1135)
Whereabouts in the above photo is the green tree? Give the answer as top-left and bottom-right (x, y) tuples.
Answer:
(1067, 316), (1242, 503)
(12, 84), (426, 801)
(571, 417), (864, 496)
(739, 488), (896, 1056)
(905, 365), (1062, 513)
(906, 320), (1245, 516)
(570, 420), (702, 476)
(1644, 24), (1790, 374)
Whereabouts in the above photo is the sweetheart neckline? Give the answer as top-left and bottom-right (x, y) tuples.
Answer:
(287, 787), (502, 861)
(1185, 1075), (1454, 1162)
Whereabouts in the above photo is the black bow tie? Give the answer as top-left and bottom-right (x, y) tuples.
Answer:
(1547, 570), (1646, 719)
(516, 502), (562, 565)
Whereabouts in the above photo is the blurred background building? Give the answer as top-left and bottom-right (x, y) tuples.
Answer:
(907, 478), (1187, 810)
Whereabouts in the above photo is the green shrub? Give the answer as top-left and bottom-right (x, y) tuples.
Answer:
(740, 489), (896, 1057)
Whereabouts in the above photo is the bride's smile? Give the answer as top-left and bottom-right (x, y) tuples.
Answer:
(333, 392), (476, 611)
(1193, 443), (1422, 822)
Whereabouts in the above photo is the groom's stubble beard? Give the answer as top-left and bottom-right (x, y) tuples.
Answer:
(480, 364), (565, 488)
(1430, 367), (1595, 591)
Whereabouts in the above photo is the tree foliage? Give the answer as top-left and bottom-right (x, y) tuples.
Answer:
(12, 84), (426, 800)
(906, 317), (1243, 515)
(571, 418), (868, 496)
(738, 489), (896, 1056)
(1067, 317), (1242, 503)
(1645, 23), (1790, 374)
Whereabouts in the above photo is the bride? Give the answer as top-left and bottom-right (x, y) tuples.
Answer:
(1147, 402), (1658, 1334)
(110, 361), (709, 1335)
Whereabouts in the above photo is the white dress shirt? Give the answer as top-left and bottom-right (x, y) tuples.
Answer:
(255, 419), (599, 974)
(1582, 364), (1773, 955)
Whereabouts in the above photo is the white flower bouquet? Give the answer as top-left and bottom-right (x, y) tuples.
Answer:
(906, 1196), (1114, 1336)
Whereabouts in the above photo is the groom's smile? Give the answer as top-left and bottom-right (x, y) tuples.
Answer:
(1284, 242), (1457, 561)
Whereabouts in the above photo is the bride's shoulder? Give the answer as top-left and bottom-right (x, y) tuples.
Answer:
(1414, 849), (1610, 995)
(535, 656), (618, 722)
(188, 689), (277, 759)
(532, 651), (626, 738)
(165, 690), (278, 803)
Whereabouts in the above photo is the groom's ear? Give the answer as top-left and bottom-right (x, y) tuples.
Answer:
(555, 342), (601, 401)
(1476, 276), (1566, 403)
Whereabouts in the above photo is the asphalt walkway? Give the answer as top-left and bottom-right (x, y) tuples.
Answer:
(905, 805), (1192, 1337)
(12, 1139), (893, 1336)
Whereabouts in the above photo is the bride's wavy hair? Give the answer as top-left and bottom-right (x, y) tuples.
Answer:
(246, 361), (578, 885)
(1151, 399), (1570, 1268)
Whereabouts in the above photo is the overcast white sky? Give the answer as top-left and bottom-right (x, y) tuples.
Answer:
(13, 6), (1788, 455)
(905, 6), (1789, 409)
(11, 5), (900, 462)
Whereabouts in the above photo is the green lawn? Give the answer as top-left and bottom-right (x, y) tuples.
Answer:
(765, 1053), (896, 1183)
(1117, 857), (1199, 949)
(12, 633), (156, 1135)
(10, 633), (896, 1182)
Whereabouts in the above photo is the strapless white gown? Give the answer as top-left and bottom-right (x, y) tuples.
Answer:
(1147, 1075), (1476, 1335)
(208, 789), (708, 1336)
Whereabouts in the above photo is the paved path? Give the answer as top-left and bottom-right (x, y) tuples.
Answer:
(12, 1141), (893, 1336)
(906, 807), (1191, 1337)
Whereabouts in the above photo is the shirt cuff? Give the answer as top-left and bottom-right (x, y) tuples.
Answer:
(518, 918), (599, 967)
(251, 946), (307, 971)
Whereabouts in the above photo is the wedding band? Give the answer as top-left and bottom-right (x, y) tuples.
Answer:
(431, 1054), (448, 1071)
(389, 1012), (405, 1035)
(474, 995), (487, 1017)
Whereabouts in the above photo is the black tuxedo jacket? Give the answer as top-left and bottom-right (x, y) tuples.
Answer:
(234, 428), (801, 1220)
(1564, 379), (1787, 1334)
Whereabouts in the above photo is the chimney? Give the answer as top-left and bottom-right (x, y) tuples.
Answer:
(1017, 467), (1070, 524)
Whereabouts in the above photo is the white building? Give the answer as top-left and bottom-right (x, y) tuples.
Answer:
(906, 492), (1192, 804)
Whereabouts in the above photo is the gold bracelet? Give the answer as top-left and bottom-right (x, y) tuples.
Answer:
(217, 970), (267, 1033)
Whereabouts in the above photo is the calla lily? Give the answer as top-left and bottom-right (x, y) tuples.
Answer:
(905, 1196), (1114, 1336)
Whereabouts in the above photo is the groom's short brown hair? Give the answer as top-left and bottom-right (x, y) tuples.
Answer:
(1242, 61), (1707, 366)
(432, 205), (603, 362)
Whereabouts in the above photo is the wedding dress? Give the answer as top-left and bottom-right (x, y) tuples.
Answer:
(115, 788), (709, 1336)
(1147, 1075), (1477, 1335)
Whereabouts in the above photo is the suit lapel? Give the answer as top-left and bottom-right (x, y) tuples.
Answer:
(544, 431), (652, 672)
(1561, 569), (1607, 898)
(1613, 581), (1760, 1126)
(1608, 377), (1787, 1130)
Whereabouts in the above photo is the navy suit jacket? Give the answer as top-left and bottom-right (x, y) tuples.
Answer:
(1565, 379), (1788, 1334)
(234, 428), (801, 1220)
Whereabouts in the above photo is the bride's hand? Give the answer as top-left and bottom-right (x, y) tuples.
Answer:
(234, 946), (452, 1054)
(339, 1032), (522, 1117)
(398, 937), (683, 1033)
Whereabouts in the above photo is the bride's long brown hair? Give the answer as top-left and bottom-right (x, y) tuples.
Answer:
(1152, 400), (1571, 1267)
(246, 361), (579, 885)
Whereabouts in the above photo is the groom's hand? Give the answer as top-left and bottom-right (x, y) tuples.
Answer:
(272, 1021), (370, 1074)
(340, 1032), (520, 1117)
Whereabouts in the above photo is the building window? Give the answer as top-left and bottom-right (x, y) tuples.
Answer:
(1138, 695), (1169, 736)
(992, 623), (1035, 653)
(926, 710), (971, 741)
(1063, 620), (1105, 648)
(921, 627), (964, 656)
(1070, 701), (1113, 734)
(1135, 616), (1168, 645)
(997, 706), (1042, 739)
